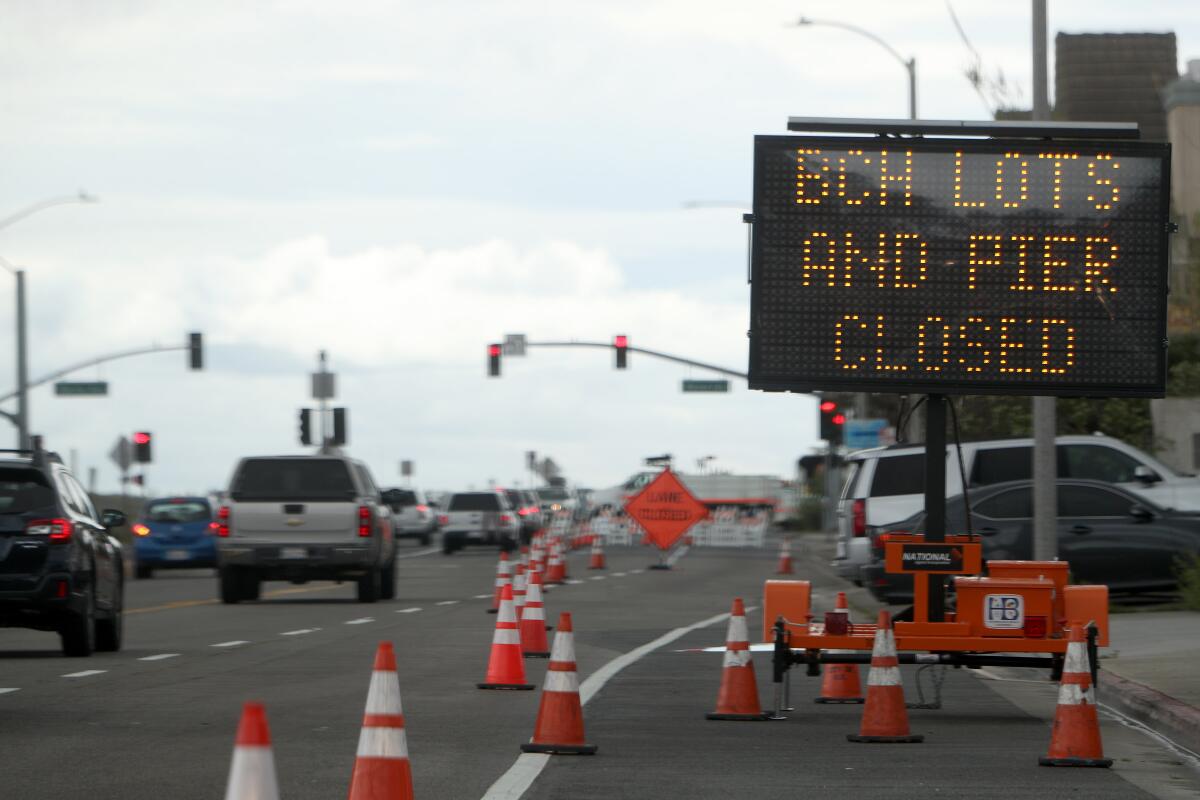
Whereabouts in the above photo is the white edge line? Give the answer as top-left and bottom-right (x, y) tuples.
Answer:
(480, 609), (730, 800)
(138, 653), (181, 661)
(280, 629), (320, 636)
(474, 594), (492, 599)
(211, 640), (250, 648)
(436, 600), (460, 606)
(0, 688), (19, 695)
(62, 670), (107, 678)
(397, 607), (421, 613)
(395, 547), (440, 560)
(345, 618), (374, 625)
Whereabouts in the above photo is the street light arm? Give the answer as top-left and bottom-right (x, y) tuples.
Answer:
(0, 343), (186, 405)
(795, 17), (910, 70)
(0, 191), (98, 233)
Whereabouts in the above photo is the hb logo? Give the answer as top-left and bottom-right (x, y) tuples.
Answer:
(983, 594), (1024, 629)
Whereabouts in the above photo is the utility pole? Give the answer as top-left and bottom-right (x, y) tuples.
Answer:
(1031, 0), (1058, 561)
(15, 270), (28, 449)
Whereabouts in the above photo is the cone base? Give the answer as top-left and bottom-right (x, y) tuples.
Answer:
(487, 608), (499, 614)
(815, 697), (864, 704)
(1038, 756), (1112, 768)
(478, 683), (537, 690)
(520, 742), (598, 755)
(847, 733), (924, 743)
(522, 652), (551, 659)
(706, 712), (770, 721)
(648, 564), (672, 571)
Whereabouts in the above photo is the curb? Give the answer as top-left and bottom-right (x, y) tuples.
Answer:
(1099, 668), (1200, 758)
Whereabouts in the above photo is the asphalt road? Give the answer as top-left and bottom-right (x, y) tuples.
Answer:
(1, 536), (1196, 799)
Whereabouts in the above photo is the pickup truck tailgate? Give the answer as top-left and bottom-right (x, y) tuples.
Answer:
(230, 502), (360, 544)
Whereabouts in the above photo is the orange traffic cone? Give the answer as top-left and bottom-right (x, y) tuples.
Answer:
(520, 570), (551, 658)
(489, 551), (511, 614)
(478, 583), (536, 690)
(521, 612), (597, 754)
(347, 642), (414, 800)
(223, 702), (280, 800)
(512, 563), (527, 619)
(775, 539), (794, 575)
(706, 598), (767, 721)
(588, 536), (606, 570)
(1039, 623), (1112, 767)
(816, 592), (863, 704)
(545, 538), (567, 585)
(848, 610), (923, 743)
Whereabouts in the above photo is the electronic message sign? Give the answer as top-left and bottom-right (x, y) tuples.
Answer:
(748, 135), (1171, 397)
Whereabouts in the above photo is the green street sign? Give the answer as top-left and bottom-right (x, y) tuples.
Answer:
(682, 379), (730, 393)
(54, 381), (109, 397)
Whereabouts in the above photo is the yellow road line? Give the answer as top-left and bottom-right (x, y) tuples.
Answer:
(127, 582), (344, 615)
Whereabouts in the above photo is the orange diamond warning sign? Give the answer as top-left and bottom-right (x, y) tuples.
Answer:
(623, 469), (709, 550)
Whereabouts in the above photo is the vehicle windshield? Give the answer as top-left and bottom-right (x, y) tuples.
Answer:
(387, 490), (418, 509)
(448, 493), (502, 511)
(231, 459), (356, 501)
(143, 499), (212, 523)
(0, 468), (56, 514)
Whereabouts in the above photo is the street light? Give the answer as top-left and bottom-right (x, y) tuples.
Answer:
(0, 191), (99, 449)
(793, 16), (917, 120)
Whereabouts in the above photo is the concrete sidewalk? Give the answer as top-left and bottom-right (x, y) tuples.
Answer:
(791, 530), (1200, 757)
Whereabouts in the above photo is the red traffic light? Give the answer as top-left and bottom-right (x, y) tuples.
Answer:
(614, 335), (628, 348)
(133, 432), (151, 445)
(487, 344), (501, 357)
(819, 401), (836, 412)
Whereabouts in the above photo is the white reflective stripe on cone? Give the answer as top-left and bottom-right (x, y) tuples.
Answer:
(497, 602), (519, 624)
(1056, 683), (1096, 706)
(544, 669), (580, 693)
(725, 615), (749, 646)
(1063, 641), (1090, 675)
(867, 666), (901, 687)
(522, 605), (545, 621)
(872, 628), (895, 658)
(549, 633), (575, 663)
(356, 726), (410, 758)
(493, 629), (521, 646)
(723, 649), (752, 669)
(224, 748), (279, 800)
(364, 671), (403, 715)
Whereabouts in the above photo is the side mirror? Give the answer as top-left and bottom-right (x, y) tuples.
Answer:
(1133, 465), (1161, 485)
(1129, 504), (1154, 522)
(101, 509), (127, 529)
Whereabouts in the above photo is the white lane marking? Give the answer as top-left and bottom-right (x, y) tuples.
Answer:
(589, 576), (606, 581)
(396, 547), (440, 560)
(0, 688), (20, 695)
(473, 594), (492, 599)
(345, 618), (374, 625)
(280, 628), (321, 636)
(613, 572), (627, 577)
(397, 607), (421, 614)
(630, 569), (644, 574)
(62, 670), (106, 679)
(211, 640), (250, 648)
(564, 579), (583, 585)
(666, 545), (690, 566)
(138, 653), (181, 661)
(481, 609), (730, 800)
(436, 600), (459, 606)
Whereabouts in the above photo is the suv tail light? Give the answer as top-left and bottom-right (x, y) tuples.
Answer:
(500, 514), (513, 524)
(852, 499), (866, 537)
(132, 523), (152, 537)
(216, 506), (231, 537)
(415, 504), (430, 514)
(27, 518), (74, 542)
(437, 514), (449, 526)
(358, 505), (372, 537)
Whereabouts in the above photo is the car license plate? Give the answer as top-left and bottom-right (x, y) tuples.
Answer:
(280, 547), (307, 559)
(165, 549), (190, 561)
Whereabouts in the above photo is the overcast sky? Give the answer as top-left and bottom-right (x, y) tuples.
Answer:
(1, 1), (1196, 496)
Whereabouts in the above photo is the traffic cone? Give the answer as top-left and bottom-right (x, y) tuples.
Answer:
(1039, 623), (1112, 767)
(347, 642), (414, 800)
(706, 598), (768, 720)
(223, 702), (280, 800)
(847, 611), (923, 743)
(520, 570), (551, 658)
(521, 612), (597, 754)
(775, 539), (794, 575)
(489, 551), (511, 614)
(512, 563), (527, 619)
(588, 536), (606, 570)
(815, 593), (863, 704)
(478, 583), (536, 690)
(545, 538), (567, 584)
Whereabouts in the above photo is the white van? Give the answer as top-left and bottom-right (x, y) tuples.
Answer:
(834, 434), (1200, 584)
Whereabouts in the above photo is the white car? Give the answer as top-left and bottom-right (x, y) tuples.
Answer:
(439, 491), (520, 554)
(834, 434), (1200, 585)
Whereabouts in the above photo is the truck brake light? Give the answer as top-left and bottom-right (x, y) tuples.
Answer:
(415, 504), (430, 514)
(216, 505), (231, 537)
(358, 506), (372, 537)
(852, 499), (866, 537)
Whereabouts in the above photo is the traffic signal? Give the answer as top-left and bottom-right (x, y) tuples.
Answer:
(188, 332), (203, 370)
(614, 335), (628, 369)
(299, 409), (312, 446)
(332, 407), (347, 446)
(818, 399), (845, 445)
(133, 431), (153, 463)
(488, 343), (501, 377)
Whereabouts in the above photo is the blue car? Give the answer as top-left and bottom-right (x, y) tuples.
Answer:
(132, 496), (218, 578)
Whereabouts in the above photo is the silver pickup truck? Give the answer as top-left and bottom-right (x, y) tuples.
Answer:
(215, 455), (395, 603)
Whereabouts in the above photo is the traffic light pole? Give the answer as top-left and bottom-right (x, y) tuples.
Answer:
(520, 341), (749, 380)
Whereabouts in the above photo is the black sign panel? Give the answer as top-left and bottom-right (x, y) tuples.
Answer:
(899, 544), (964, 573)
(749, 135), (1171, 397)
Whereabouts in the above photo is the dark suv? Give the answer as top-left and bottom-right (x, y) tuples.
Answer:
(0, 447), (127, 656)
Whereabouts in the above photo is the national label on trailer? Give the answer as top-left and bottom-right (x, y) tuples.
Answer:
(898, 544), (964, 572)
(748, 134), (1171, 397)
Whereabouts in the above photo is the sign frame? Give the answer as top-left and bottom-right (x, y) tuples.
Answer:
(748, 133), (1172, 398)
